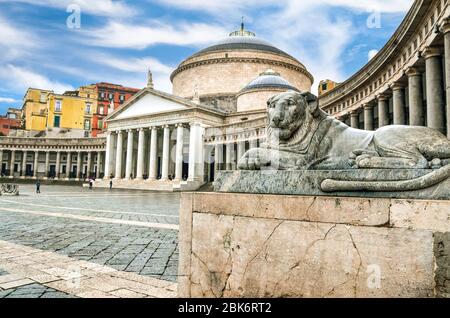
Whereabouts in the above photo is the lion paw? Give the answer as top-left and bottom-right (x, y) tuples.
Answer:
(355, 154), (373, 168)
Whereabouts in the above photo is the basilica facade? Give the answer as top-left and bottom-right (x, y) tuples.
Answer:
(96, 24), (313, 191)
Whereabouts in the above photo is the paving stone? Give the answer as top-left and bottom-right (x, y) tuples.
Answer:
(0, 278), (34, 289)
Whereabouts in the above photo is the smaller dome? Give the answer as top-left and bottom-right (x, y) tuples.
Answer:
(242, 69), (299, 92)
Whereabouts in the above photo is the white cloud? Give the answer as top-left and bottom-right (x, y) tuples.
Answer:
(368, 49), (379, 60)
(0, 0), (136, 17)
(154, 0), (412, 13)
(86, 53), (174, 92)
(0, 15), (36, 62)
(83, 21), (228, 49)
(0, 64), (74, 94)
(0, 97), (18, 103)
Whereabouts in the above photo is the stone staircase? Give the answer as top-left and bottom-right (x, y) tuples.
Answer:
(90, 178), (205, 192)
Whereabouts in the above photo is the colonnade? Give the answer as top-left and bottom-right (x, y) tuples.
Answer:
(104, 123), (205, 182)
(0, 149), (103, 180)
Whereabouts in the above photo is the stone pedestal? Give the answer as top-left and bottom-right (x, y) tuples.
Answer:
(213, 170), (450, 200)
(178, 192), (450, 298)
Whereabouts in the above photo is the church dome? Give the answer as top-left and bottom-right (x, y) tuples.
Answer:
(171, 22), (313, 112)
(236, 69), (300, 112)
(242, 69), (299, 92)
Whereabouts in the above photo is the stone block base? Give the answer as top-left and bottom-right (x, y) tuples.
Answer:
(178, 193), (450, 298)
(214, 170), (450, 200)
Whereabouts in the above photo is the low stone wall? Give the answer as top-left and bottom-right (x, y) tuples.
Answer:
(178, 193), (450, 298)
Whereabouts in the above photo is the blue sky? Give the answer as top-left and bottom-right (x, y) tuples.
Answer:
(0, 0), (413, 113)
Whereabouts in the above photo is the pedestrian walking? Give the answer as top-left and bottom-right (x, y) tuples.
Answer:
(109, 179), (113, 190)
(36, 179), (41, 194)
(89, 179), (93, 190)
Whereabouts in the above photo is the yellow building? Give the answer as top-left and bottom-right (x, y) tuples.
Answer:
(47, 92), (94, 134)
(22, 88), (95, 137)
(318, 79), (339, 96)
(22, 88), (52, 132)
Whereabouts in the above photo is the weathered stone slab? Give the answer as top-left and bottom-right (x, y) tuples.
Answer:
(192, 193), (390, 226)
(390, 200), (450, 232)
(214, 170), (450, 200)
(189, 213), (434, 298)
(179, 193), (450, 298)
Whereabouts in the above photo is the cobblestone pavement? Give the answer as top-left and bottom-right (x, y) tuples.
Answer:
(0, 241), (176, 298)
(0, 185), (180, 298)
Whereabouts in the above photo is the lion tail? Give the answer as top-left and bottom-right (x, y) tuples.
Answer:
(320, 164), (450, 192)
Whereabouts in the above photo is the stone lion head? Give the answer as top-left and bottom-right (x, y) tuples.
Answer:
(266, 91), (320, 142)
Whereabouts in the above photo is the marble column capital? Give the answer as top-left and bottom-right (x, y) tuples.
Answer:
(422, 47), (442, 60)
(441, 17), (450, 34)
(391, 82), (406, 91)
(363, 103), (374, 110)
(350, 109), (360, 116)
(376, 93), (390, 102)
(405, 66), (422, 77)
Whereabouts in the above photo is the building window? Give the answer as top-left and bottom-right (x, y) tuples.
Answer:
(99, 92), (105, 100)
(99, 106), (104, 115)
(84, 131), (89, 138)
(108, 93), (113, 100)
(55, 100), (62, 112)
(85, 103), (91, 114)
(54, 115), (61, 128)
(321, 83), (327, 91)
(84, 119), (91, 131)
(119, 95), (125, 102)
(98, 119), (103, 129)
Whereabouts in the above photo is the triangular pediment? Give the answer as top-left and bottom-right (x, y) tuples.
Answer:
(109, 88), (191, 121)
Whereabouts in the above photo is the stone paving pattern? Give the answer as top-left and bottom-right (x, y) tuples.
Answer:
(0, 185), (181, 298)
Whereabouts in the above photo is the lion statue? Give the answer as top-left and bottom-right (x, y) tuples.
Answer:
(237, 90), (450, 192)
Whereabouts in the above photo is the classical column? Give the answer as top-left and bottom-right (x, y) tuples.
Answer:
(9, 150), (15, 178)
(424, 47), (445, 133)
(188, 123), (204, 181)
(86, 152), (93, 179)
(76, 152), (82, 180)
(214, 143), (223, 173)
(406, 67), (424, 126)
(175, 124), (184, 181)
(377, 95), (390, 127)
(21, 150), (27, 178)
(350, 111), (359, 128)
(44, 151), (50, 179)
(148, 127), (158, 181)
(104, 132), (112, 179)
(161, 126), (170, 181)
(66, 152), (72, 180)
(237, 140), (245, 162)
(249, 138), (258, 150)
(115, 131), (124, 179)
(392, 83), (406, 125)
(225, 141), (233, 171)
(0, 150), (3, 175)
(136, 128), (146, 180)
(55, 151), (61, 179)
(96, 151), (102, 179)
(125, 130), (134, 180)
(363, 104), (374, 131)
(33, 151), (39, 179)
(443, 20), (450, 137)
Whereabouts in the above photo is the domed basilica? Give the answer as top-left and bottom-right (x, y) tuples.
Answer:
(102, 24), (313, 190)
